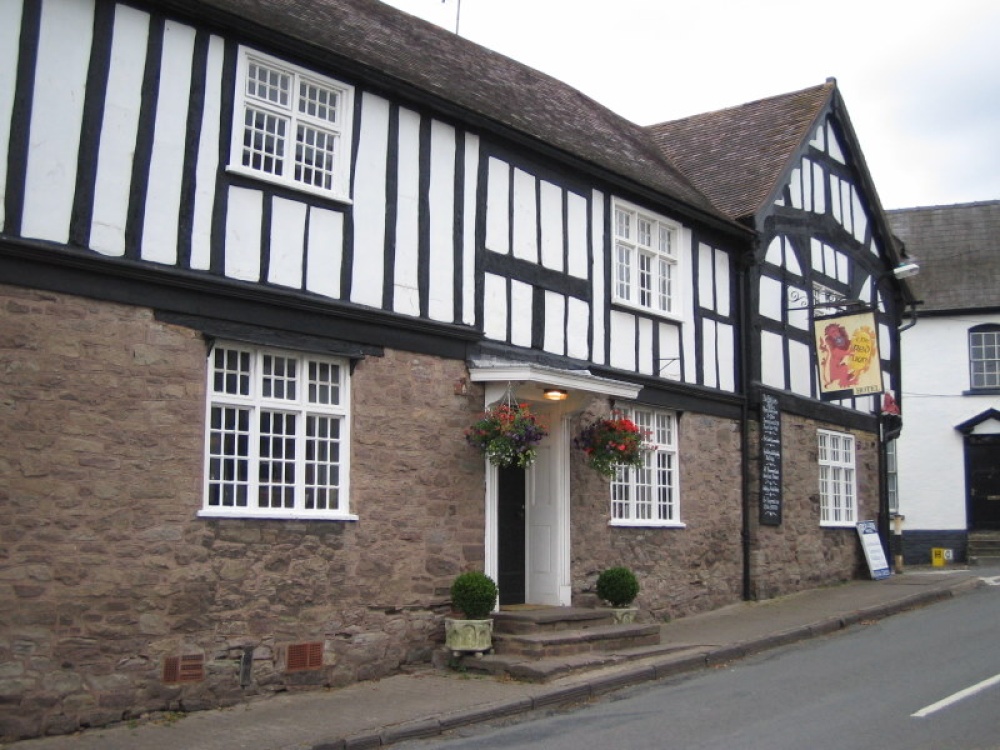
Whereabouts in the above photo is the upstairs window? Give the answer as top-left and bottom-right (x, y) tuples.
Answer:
(201, 343), (354, 520)
(613, 200), (680, 317)
(610, 407), (681, 526)
(969, 325), (1000, 390)
(818, 429), (856, 527)
(230, 48), (354, 200)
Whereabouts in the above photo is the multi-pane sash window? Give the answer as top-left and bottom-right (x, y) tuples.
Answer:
(818, 430), (856, 526)
(202, 344), (353, 519)
(969, 326), (1000, 389)
(230, 48), (354, 199)
(613, 200), (679, 316)
(886, 438), (898, 516)
(610, 407), (681, 526)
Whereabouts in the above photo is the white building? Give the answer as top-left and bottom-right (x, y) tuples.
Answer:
(888, 201), (1000, 563)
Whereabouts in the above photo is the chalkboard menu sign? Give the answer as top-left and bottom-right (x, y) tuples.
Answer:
(759, 391), (782, 525)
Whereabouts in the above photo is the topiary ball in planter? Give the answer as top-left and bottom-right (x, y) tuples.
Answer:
(450, 571), (498, 620)
(596, 566), (639, 608)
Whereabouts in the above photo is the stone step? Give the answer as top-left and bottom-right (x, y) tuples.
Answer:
(459, 642), (697, 683)
(491, 607), (617, 635)
(493, 622), (661, 659)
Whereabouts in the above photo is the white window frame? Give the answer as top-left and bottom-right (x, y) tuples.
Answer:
(969, 326), (1000, 390)
(612, 199), (682, 318)
(609, 406), (683, 527)
(818, 429), (856, 527)
(229, 47), (355, 201)
(200, 342), (356, 521)
(886, 438), (898, 516)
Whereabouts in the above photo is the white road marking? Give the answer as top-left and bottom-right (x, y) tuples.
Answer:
(912, 673), (1000, 718)
(980, 575), (1000, 586)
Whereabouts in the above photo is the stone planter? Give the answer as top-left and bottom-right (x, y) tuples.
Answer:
(610, 607), (639, 625)
(444, 618), (493, 655)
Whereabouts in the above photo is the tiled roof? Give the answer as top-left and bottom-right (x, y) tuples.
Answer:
(647, 83), (835, 221)
(167, 0), (731, 227)
(886, 201), (1000, 312)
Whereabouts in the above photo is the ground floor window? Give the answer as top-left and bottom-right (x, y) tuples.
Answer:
(610, 407), (681, 526)
(886, 438), (898, 516)
(200, 342), (354, 519)
(818, 429), (856, 526)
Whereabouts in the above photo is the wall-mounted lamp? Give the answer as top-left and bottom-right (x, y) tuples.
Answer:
(893, 262), (920, 280)
(543, 388), (568, 401)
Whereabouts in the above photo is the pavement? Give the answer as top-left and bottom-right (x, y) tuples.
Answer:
(6, 565), (994, 750)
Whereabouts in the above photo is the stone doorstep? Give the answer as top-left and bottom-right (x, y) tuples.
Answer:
(491, 607), (615, 635)
(493, 622), (661, 658)
(459, 642), (698, 683)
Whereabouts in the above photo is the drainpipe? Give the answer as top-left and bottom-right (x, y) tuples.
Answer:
(738, 241), (756, 602)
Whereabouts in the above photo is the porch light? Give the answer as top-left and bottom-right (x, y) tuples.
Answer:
(543, 388), (568, 401)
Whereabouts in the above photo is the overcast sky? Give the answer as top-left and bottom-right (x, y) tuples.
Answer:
(379, 0), (1000, 211)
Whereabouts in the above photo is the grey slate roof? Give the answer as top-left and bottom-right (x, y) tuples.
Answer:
(167, 0), (734, 229)
(886, 201), (1000, 312)
(646, 83), (834, 221)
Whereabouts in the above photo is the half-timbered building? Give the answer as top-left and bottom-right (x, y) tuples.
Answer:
(0, 0), (907, 740)
(650, 80), (914, 597)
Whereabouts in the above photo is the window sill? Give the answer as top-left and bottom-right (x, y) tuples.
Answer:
(609, 519), (686, 529)
(963, 388), (1000, 396)
(198, 509), (359, 522)
(611, 297), (686, 325)
(819, 521), (856, 529)
(225, 165), (353, 205)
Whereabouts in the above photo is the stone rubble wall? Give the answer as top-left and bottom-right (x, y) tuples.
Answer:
(0, 285), (485, 741)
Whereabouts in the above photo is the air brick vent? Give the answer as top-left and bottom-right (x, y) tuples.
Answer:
(163, 654), (205, 683)
(286, 642), (323, 672)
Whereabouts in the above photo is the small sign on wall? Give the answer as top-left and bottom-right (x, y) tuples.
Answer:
(759, 390), (782, 526)
(857, 520), (891, 580)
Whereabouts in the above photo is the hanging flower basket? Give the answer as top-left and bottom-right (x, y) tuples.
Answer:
(574, 412), (648, 477)
(465, 401), (547, 469)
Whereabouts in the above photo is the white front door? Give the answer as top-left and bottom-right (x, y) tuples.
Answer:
(526, 442), (560, 604)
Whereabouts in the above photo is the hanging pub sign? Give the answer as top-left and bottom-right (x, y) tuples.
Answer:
(814, 310), (883, 401)
(759, 390), (782, 526)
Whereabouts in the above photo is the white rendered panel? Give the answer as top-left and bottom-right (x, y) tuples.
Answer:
(788, 339), (812, 396)
(483, 273), (508, 341)
(90, 5), (149, 256)
(698, 242), (714, 311)
(824, 244), (836, 277)
(351, 92), (390, 308)
(637, 316), (654, 376)
(879, 323), (892, 359)
(788, 167), (802, 210)
(305, 207), (343, 298)
(540, 180), (563, 272)
(812, 162), (826, 215)
(512, 168), (537, 263)
(764, 236), (783, 266)
(142, 20), (196, 265)
(787, 285), (809, 331)
(809, 124), (824, 151)
(609, 310), (636, 372)
(836, 251), (849, 283)
(658, 324), (681, 381)
(679, 226), (697, 383)
(760, 331), (785, 389)
(428, 120), (456, 322)
(840, 181), (853, 235)
(590, 191), (606, 365)
(510, 279), (533, 348)
(714, 249), (731, 317)
(785, 239), (802, 275)
(190, 34), (224, 270)
(852, 190), (868, 243)
(827, 123), (845, 163)
(543, 290), (565, 356)
(462, 133), (479, 325)
(225, 186), (262, 281)
(268, 197), (306, 288)
(801, 158), (812, 212)
(830, 175), (842, 224)
(702, 318), (718, 389)
(0, 0), (24, 230)
(566, 297), (589, 360)
(485, 157), (509, 254)
(811, 238), (823, 271)
(22, 0), (94, 243)
(393, 107), (420, 316)
(566, 192), (588, 279)
(759, 275), (783, 321)
(717, 323), (736, 392)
